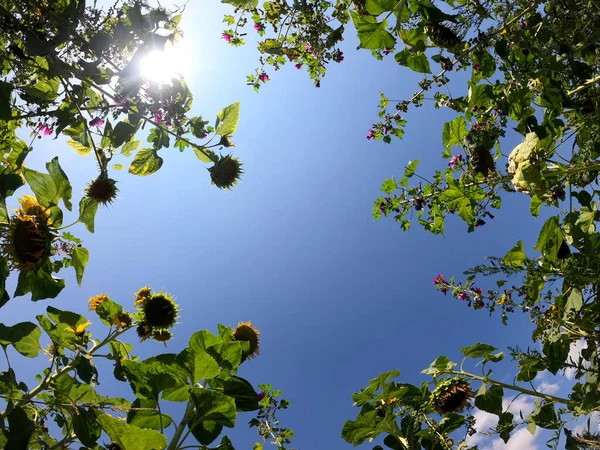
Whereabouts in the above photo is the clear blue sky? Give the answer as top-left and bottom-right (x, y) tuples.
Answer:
(2, 1), (573, 448)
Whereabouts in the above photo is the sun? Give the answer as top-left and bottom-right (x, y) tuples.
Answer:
(140, 41), (190, 84)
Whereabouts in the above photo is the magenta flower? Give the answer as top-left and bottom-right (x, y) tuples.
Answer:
(258, 73), (269, 82)
(38, 124), (53, 136)
(258, 392), (265, 401)
(222, 33), (231, 43)
(475, 219), (486, 227)
(333, 49), (344, 63)
(154, 114), (162, 124)
(366, 129), (375, 140)
(295, 63), (302, 69)
(473, 64), (481, 71)
(448, 154), (463, 168)
(253, 23), (264, 32)
(89, 117), (105, 128)
(458, 292), (469, 301)
(305, 42), (312, 53)
(432, 274), (445, 285)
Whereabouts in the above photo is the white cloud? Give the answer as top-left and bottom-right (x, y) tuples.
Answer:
(565, 339), (587, 380)
(537, 381), (560, 395)
(572, 411), (600, 436)
(489, 427), (539, 450)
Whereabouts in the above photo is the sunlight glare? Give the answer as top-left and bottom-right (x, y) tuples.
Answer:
(140, 41), (190, 84)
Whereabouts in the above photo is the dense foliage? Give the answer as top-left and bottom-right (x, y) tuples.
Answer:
(223, 0), (600, 448)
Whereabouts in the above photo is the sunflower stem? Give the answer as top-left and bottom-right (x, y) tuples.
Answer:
(168, 400), (195, 450)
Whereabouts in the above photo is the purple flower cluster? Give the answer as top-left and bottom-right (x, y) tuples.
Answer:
(448, 154), (462, 168)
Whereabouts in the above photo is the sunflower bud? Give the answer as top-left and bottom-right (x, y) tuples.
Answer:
(232, 321), (261, 361)
(208, 155), (243, 190)
(432, 379), (473, 414)
(85, 175), (118, 205)
(152, 329), (173, 344)
(219, 136), (236, 147)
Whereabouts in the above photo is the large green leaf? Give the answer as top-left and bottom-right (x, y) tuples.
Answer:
(22, 157), (72, 210)
(350, 11), (396, 50)
(177, 348), (220, 384)
(189, 387), (237, 427)
(127, 398), (173, 430)
(112, 122), (136, 148)
(216, 375), (259, 412)
(365, 0), (395, 15)
(215, 102), (240, 137)
(474, 384), (503, 416)
(5, 406), (35, 450)
(460, 342), (497, 359)
(71, 246), (89, 286)
(73, 408), (102, 447)
(188, 420), (223, 446)
(129, 148), (163, 176)
(14, 267), (65, 301)
(534, 216), (562, 263)
(442, 117), (468, 150)
(395, 50), (431, 73)
(98, 414), (167, 450)
(502, 240), (526, 268)
(78, 197), (98, 233)
(0, 322), (41, 358)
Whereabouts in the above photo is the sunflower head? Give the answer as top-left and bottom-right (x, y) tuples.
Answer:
(142, 293), (179, 329)
(232, 321), (260, 361)
(85, 175), (118, 206)
(152, 329), (173, 345)
(432, 378), (473, 414)
(3, 214), (53, 271)
(208, 154), (243, 190)
(112, 311), (132, 330)
(136, 322), (152, 342)
(17, 194), (52, 223)
(134, 286), (152, 307)
(88, 294), (110, 311)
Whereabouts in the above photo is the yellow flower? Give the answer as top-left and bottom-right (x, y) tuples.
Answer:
(42, 343), (62, 361)
(112, 312), (132, 330)
(497, 293), (507, 305)
(65, 321), (91, 337)
(535, 78), (542, 86)
(2, 195), (54, 271)
(134, 286), (152, 307)
(88, 294), (110, 311)
(233, 321), (261, 360)
(500, 28), (508, 36)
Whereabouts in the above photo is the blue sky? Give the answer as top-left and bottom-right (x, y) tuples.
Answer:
(1, 1), (584, 449)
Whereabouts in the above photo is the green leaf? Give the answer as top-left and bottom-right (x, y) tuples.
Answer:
(177, 348), (220, 384)
(129, 148), (163, 176)
(0, 81), (12, 120)
(5, 406), (35, 450)
(442, 117), (468, 150)
(122, 139), (141, 156)
(14, 267), (65, 301)
(67, 139), (92, 156)
(188, 420), (223, 446)
(94, 297), (122, 327)
(421, 356), (456, 376)
(564, 289), (583, 316)
(189, 387), (237, 427)
(576, 203), (597, 234)
(534, 216), (562, 262)
(112, 164), (124, 170)
(341, 411), (379, 445)
(0, 322), (41, 358)
(468, 82), (491, 109)
(217, 375), (259, 412)
(73, 408), (101, 447)
(542, 334), (570, 375)
(438, 413), (465, 434)
(112, 122), (136, 148)
(365, 0), (395, 15)
(530, 402), (559, 429)
(71, 246), (89, 286)
(498, 412), (515, 443)
(460, 342), (497, 359)
(78, 197), (98, 233)
(98, 414), (167, 450)
(22, 157), (72, 210)
(502, 240), (526, 268)
(395, 50), (431, 73)
(350, 11), (396, 50)
(216, 102), (240, 137)
(474, 384), (503, 416)
(381, 178), (397, 194)
(127, 398), (173, 430)
(193, 146), (215, 163)
(530, 195), (543, 217)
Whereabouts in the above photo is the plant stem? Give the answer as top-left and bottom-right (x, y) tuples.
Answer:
(167, 400), (194, 450)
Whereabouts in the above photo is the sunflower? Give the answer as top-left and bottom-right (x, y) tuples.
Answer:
(134, 286), (152, 307)
(232, 321), (261, 360)
(432, 378), (473, 414)
(112, 311), (132, 330)
(208, 154), (243, 190)
(65, 321), (91, 337)
(152, 329), (172, 345)
(2, 195), (54, 271)
(142, 293), (179, 328)
(88, 294), (110, 311)
(136, 323), (152, 342)
(85, 175), (118, 205)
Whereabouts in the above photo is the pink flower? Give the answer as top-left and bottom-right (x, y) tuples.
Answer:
(366, 129), (375, 140)
(448, 154), (462, 168)
(295, 63), (302, 69)
(38, 124), (53, 136)
(258, 392), (265, 401)
(305, 42), (312, 53)
(458, 292), (469, 301)
(89, 117), (105, 128)
(333, 49), (344, 63)
(253, 23), (264, 32)
(258, 73), (269, 82)
(432, 274), (445, 285)
(154, 114), (162, 124)
(222, 33), (231, 43)
(475, 219), (486, 227)
(473, 64), (481, 71)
